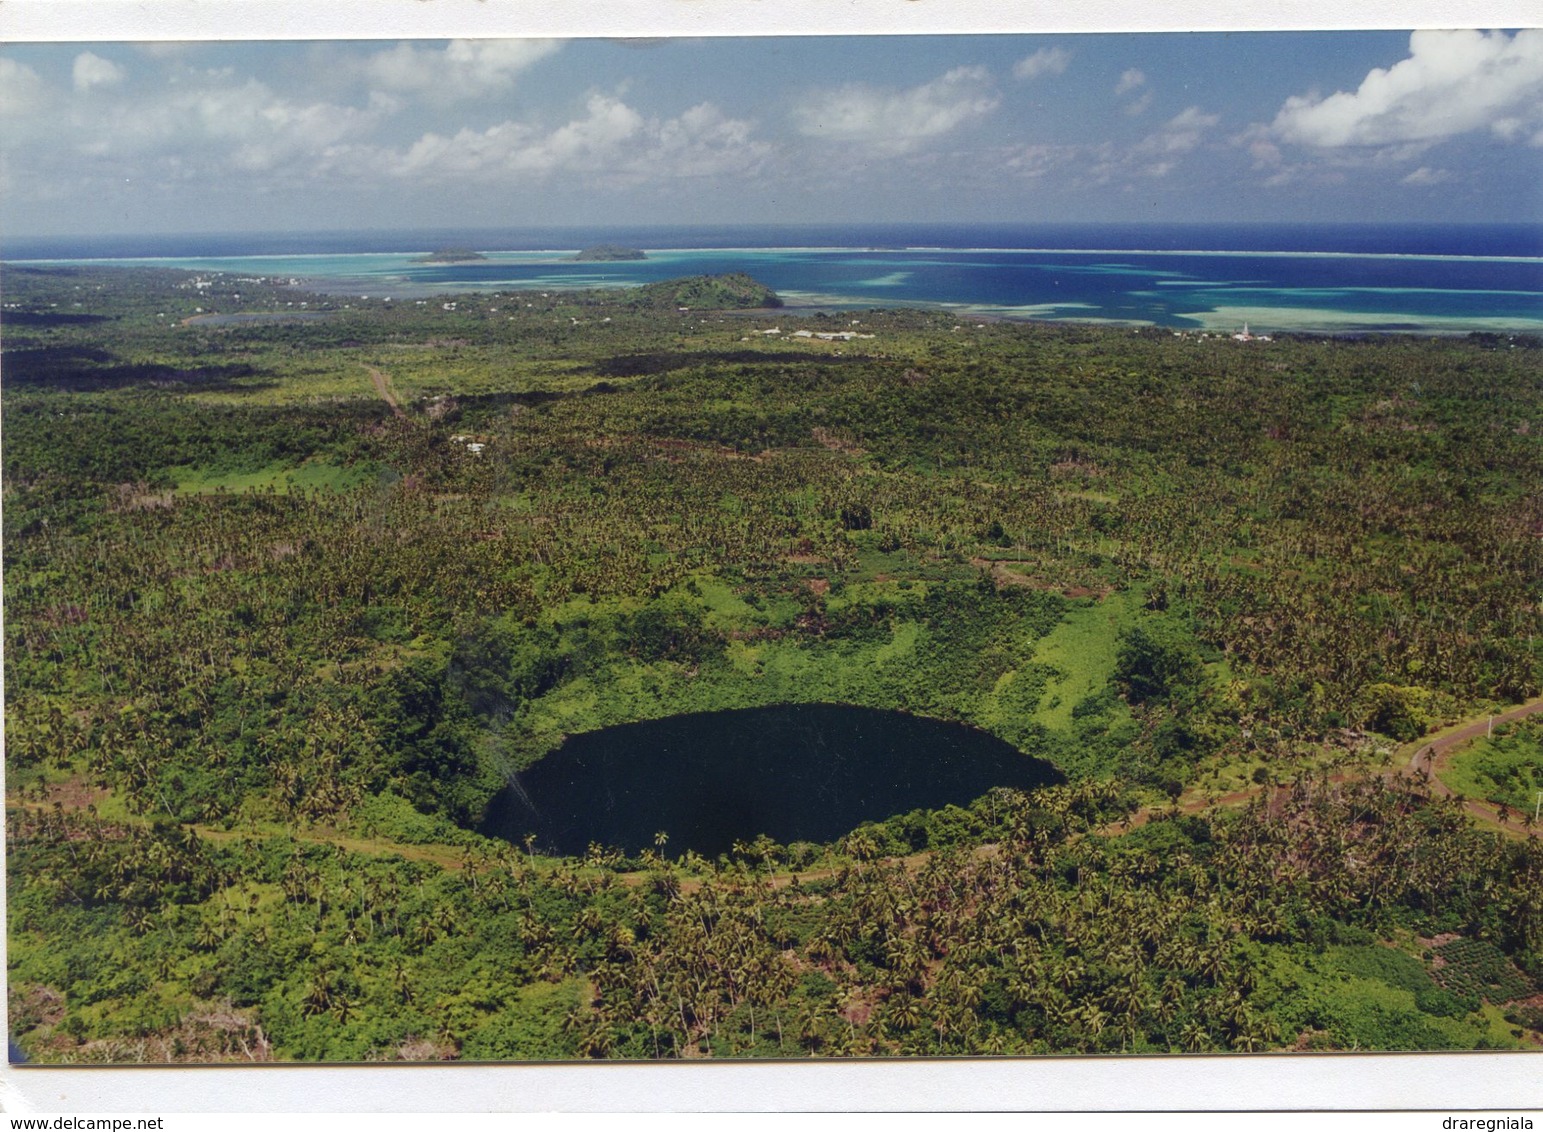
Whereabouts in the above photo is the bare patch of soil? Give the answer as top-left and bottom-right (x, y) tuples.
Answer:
(968, 557), (1109, 599)
(1050, 458), (1106, 478)
(810, 427), (867, 457)
(389, 1037), (459, 1061)
(112, 482), (175, 512)
(33, 775), (111, 812)
(362, 363), (407, 419)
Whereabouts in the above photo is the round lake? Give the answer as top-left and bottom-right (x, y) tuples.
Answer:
(480, 703), (1061, 858)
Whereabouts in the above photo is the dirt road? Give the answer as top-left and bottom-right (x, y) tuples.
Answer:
(362, 363), (407, 419)
(1101, 695), (1543, 840)
(1404, 695), (1543, 830)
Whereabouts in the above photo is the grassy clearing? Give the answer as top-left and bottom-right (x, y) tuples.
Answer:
(1258, 945), (1518, 1051)
(689, 576), (761, 630)
(511, 571), (1074, 766)
(513, 632), (930, 758)
(1031, 589), (1138, 730)
(363, 349), (597, 400)
(1439, 721), (1543, 812)
(183, 355), (378, 407)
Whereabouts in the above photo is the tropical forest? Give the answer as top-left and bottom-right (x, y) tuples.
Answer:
(4, 263), (1541, 1062)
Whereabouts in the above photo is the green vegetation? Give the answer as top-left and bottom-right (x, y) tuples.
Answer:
(8, 778), (1539, 1061)
(1431, 938), (1534, 1004)
(3, 263), (1541, 1062)
(170, 459), (377, 496)
(1442, 719), (1543, 814)
(1030, 591), (1134, 731)
(631, 272), (781, 309)
(415, 249), (487, 264)
(571, 245), (647, 262)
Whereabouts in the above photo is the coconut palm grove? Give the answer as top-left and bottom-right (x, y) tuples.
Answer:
(3, 258), (1541, 1061)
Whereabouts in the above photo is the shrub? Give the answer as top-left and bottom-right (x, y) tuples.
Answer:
(1114, 619), (1205, 705)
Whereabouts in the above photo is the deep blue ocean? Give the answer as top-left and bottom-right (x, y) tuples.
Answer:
(9, 223), (1542, 333)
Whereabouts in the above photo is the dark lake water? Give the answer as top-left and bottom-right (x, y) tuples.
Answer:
(480, 703), (1061, 858)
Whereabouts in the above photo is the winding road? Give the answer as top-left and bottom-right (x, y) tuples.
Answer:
(1099, 694), (1543, 841)
(1403, 695), (1543, 831)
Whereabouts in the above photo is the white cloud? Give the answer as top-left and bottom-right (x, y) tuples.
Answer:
(382, 95), (644, 179)
(39, 65), (398, 186)
(995, 105), (1219, 186)
(0, 58), (49, 117)
(1124, 91), (1153, 117)
(1126, 109), (1218, 178)
(650, 102), (768, 178)
(1271, 29), (1543, 148)
(1001, 143), (1074, 181)
(5, 46), (767, 206)
(335, 95), (770, 186)
(1014, 48), (1070, 81)
(1143, 106), (1219, 155)
(73, 52), (125, 93)
(360, 39), (561, 102)
(1490, 117), (1527, 141)
(133, 43), (193, 59)
(1237, 115), (1455, 190)
(791, 65), (999, 154)
(1491, 117), (1543, 147)
(1115, 68), (1147, 96)
(232, 91), (400, 172)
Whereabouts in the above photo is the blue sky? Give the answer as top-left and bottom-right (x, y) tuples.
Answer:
(1, 31), (1541, 236)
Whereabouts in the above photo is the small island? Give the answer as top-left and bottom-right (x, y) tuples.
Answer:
(571, 244), (647, 262)
(414, 248), (488, 264)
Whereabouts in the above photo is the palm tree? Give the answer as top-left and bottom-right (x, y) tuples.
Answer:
(1180, 1018), (1213, 1052)
(886, 994), (923, 1032)
(302, 968), (335, 1017)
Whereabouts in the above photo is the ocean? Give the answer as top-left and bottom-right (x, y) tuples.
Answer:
(8, 223), (1542, 334)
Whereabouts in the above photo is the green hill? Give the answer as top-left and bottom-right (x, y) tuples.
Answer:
(571, 244), (647, 262)
(630, 272), (782, 310)
(414, 248), (487, 264)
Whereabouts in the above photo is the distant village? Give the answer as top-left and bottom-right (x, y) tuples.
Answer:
(751, 324), (877, 343)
